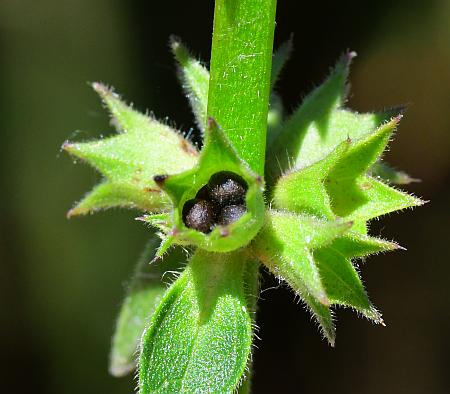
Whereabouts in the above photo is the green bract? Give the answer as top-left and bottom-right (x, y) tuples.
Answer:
(64, 1), (423, 392)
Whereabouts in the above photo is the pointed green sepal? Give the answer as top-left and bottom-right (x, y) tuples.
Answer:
(139, 250), (253, 393)
(314, 232), (399, 323)
(170, 36), (210, 132)
(266, 51), (404, 178)
(314, 245), (382, 323)
(152, 118), (265, 252)
(271, 37), (293, 89)
(272, 141), (348, 220)
(341, 176), (425, 225)
(325, 116), (424, 222)
(63, 84), (198, 215)
(253, 210), (352, 344)
(273, 117), (424, 229)
(109, 239), (187, 377)
(266, 93), (285, 149)
(267, 51), (353, 174)
(330, 232), (400, 258)
(370, 161), (419, 185)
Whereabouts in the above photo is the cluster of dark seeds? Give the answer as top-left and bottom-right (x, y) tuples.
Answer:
(182, 171), (248, 233)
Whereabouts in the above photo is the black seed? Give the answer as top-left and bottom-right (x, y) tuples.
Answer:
(218, 204), (247, 226)
(208, 172), (247, 207)
(183, 199), (217, 233)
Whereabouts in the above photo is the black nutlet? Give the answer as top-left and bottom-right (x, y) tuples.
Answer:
(218, 204), (247, 226)
(208, 172), (247, 207)
(183, 199), (216, 234)
(182, 171), (249, 233)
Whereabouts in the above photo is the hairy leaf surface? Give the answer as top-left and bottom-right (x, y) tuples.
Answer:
(139, 250), (252, 394)
(110, 239), (187, 377)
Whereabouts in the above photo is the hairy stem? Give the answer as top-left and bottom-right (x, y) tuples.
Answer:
(207, 0), (277, 176)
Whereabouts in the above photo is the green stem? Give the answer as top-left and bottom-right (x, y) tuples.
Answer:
(207, 0), (277, 176)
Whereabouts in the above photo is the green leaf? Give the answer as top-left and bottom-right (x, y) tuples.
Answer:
(139, 250), (253, 393)
(153, 118), (265, 252)
(266, 52), (401, 179)
(110, 239), (187, 377)
(63, 83), (198, 216)
(207, 0), (277, 175)
(170, 36), (210, 132)
(253, 210), (352, 344)
(238, 258), (261, 393)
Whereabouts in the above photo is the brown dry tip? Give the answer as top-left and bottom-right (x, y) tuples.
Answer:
(91, 82), (112, 96)
(392, 114), (404, 123)
(219, 227), (230, 237)
(66, 207), (87, 219)
(345, 50), (357, 62)
(169, 34), (181, 48)
(135, 216), (147, 222)
(360, 182), (373, 190)
(346, 221), (354, 229)
(180, 139), (198, 156)
(144, 187), (161, 194)
(318, 294), (330, 307)
(61, 141), (74, 152)
(153, 174), (168, 185)
(207, 117), (218, 131)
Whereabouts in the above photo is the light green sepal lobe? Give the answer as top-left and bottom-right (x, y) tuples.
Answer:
(170, 36), (210, 132)
(271, 37), (293, 89)
(109, 239), (187, 377)
(64, 84), (198, 215)
(67, 181), (159, 217)
(273, 117), (423, 229)
(314, 245), (382, 323)
(370, 161), (419, 185)
(266, 52), (405, 180)
(139, 250), (252, 394)
(330, 232), (399, 258)
(315, 232), (397, 322)
(267, 51), (353, 176)
(253, 210), (352, 344)
(325, 117), (424, 222)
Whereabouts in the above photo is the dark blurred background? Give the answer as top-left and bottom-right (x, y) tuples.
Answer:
(0, 1), (449, 393)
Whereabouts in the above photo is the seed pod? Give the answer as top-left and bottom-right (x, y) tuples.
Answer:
(218, 204), (247, 226)
(183, 199), (217, 233)
(208, 172), (247, 207)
